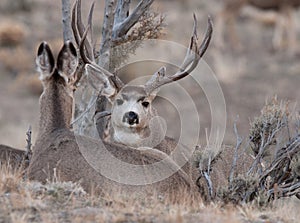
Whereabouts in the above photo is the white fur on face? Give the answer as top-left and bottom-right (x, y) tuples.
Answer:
(110, 88), (154, 146)
(112, 93), (151, 129)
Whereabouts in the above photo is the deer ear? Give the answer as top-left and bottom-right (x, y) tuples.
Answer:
(36, 41), (55, 80)
(85, 64), (117, 98)
(57, 41), (78, 84)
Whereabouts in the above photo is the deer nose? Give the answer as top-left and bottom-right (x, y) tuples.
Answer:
(123, 111), (139, 125)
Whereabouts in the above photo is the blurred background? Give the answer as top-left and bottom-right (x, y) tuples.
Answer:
(0, 0), (299, 149)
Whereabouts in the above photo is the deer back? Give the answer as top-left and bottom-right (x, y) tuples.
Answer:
(0, 144), (26, 169)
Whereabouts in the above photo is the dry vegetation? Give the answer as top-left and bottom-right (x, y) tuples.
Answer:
(195, 97), (300, 205)
(0, 164), (299, 223)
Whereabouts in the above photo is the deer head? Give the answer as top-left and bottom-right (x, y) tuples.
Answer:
(72, 0), (213, 147)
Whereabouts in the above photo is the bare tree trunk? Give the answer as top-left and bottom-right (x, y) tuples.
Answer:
(61, 0), (73, 42)
(95, 0), (155, 139)
(98, 0), (117, 70)
(71, 0), (157, 138)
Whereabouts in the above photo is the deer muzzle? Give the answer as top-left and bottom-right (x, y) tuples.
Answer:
(123, 111), (139, 125)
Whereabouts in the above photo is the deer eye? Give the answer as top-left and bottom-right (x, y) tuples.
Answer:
(141, 101), (149, 108)
(116, 99), (123, 106)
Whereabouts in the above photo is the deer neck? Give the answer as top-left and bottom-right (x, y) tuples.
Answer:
(38, 75), (73, 137)
(111, 124), (151, 147)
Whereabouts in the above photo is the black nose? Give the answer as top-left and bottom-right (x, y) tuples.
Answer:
(123, 111), (139, 125)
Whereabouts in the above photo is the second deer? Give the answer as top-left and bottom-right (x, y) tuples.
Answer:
(216, 0), (300, 52)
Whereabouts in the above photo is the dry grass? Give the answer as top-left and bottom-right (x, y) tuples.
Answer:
(193, 98), (300, 208)
(0, 163), (298, 223)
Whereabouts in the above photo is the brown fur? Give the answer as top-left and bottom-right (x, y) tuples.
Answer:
(216, 0), (300, 51)
(0, 144), (26, 169)
(29, 130), (194, 195)
(249, 0), (300, 9)
(224, 0), (300, 11)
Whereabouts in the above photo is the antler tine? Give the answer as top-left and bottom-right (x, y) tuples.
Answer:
(145, 15), (213, 95)
(179, 13), (199, 71)
(198, 15), (213, 58)
(173, 15), (213, 80)
(71, 0), (80, 46)
(71, 0), (94, 60)
(87, 1), (95, 48)
(79, 25), (93, 64)
(177, 13), (198, 73)
(72, 0), (125, 92)
(80, 25), (124, 90)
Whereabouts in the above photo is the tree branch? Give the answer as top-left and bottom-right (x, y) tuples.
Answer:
(112, 0), (154, 39)
(203, 171), (214, 200)
(61, 0), (73, 42)
(99, 0), (116, 70)
(229, 122), (243, 183)
(114, 0), (130, 27)
(25, 125), (32, 166)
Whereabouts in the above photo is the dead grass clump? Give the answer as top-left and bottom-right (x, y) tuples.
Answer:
(0, 164), (23, 194)
(0, 47), (32, 76)
(0, 164), (298, 222)
(26, 180), (86, 204)
(217, 175), (258, 205)
(249, 97), (289, 156)
(195, 97), (300, 205)
(0, 21), (27, 47)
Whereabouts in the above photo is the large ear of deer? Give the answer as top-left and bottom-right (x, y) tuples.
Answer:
(85, 64), (118, 98)
(36, 42), (55, 81)
(57, 41), (79, 86)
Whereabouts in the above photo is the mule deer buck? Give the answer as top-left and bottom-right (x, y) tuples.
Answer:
(216, 0), (300, 51)
(72, 1), (212, 157)
(27, 10), (213, 196)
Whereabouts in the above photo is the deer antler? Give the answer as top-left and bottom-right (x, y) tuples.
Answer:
(71, 0), (124, 93)
(145, 14), (213, 95)
(72, 0), (95, 61)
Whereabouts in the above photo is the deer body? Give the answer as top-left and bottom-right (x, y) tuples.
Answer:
(216, 0), (300, 51)
(0, 144), (26, 169)
(224, 0), (300, 10)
